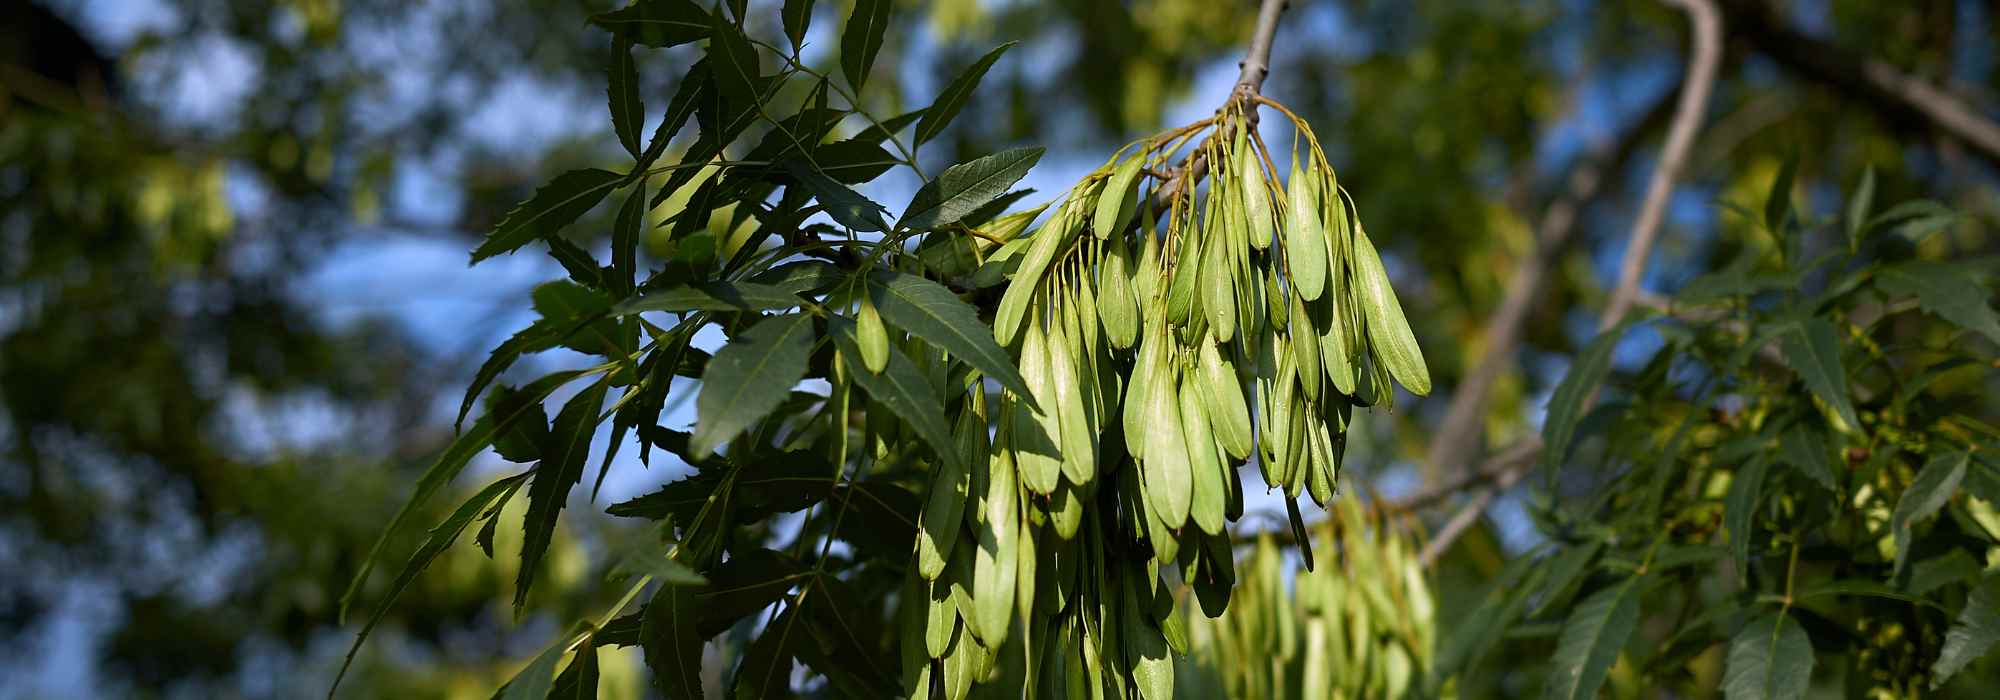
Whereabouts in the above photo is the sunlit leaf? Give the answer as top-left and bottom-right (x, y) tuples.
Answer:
(690, 313), (816, 459)
(900, 147), (1045, 231)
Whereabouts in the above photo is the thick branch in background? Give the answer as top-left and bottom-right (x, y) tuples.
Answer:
(1719, 0), (2000, 170)
(1418, 0), (1723, 567)
(1421, 90), (1678, 487)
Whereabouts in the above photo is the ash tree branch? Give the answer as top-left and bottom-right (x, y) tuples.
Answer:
(1418, 0), (1723, 568)
(1147, 0), (1289, 212)
(1718, 0), (2000, 170)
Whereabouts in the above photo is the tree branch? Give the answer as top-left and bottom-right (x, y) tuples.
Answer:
(1146, 0), (1289, 213)
(1718, 0), (2000, 170)
(1418, 0), (1723, 567)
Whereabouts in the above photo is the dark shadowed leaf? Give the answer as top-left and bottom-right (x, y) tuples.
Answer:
(614, 281), (803, 314)
(1544, 578), (1643, 700)
(1876, 261), (2000, 346)
(549, 644), (600, 700)
(1780, 420), (1838, 493)
(913, 42), (1015, 146)
(643, 582), (708, 700)
(517, 380), (610, 611)
(782, 0), (813, 49)
(1846, 166), (1874, 251)
(472, 169), (625, 263)
(691, 313), (816, 458)
(1725, 455), (1770, 578)
(734, 608), (805, 699)
(1542, 317), (1640, 471)
(840, 0), (890, 92)
(590, 0), (711, 48)
(900, 147), (1044, 231)
(496, 634), (568, 700)
(1778, 318), (1859, 434)
(783, 160), (887, 232)
(707, 11), (761, 107)
(1891, 451), (1969, 575)
(1933, 573), (2000, 688)
(612, 183), (647, 298)
(609, 38), (643, 157)
(1723, 612), (1813, 700)
(332, 472), (530, 694)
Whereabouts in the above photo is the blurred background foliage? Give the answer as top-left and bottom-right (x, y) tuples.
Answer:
(3, 0), (1997, 696)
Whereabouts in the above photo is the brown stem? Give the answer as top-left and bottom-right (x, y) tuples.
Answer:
(1145, 0), (1289, 213)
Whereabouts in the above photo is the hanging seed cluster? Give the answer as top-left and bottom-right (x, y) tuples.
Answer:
(1181, 496), (1438, 699)
(901, 99), (1431, 699)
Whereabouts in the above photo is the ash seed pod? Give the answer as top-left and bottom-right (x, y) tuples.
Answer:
(856, 296), (890, 374)
(1285, 157), (1327, 301)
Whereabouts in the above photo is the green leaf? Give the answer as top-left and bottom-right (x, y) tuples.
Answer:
(517, 381), (609, 611)
(829, 316), (959, 472)
(866, 270), (1032, 400)
(707, 10), (761, 107)
(1764, 154), (1797, 236)
(472, 169), (625, 263)
(690, 313), (816, 459)
(900, 147), (1045, 231)
(1846, 165), (1875, 252)
(496, 634), (568, 700)
(1933, 573), (2000, 688)
(1530, 541), (1604, 617)
(733, 608), (805, 698)
(781, 0), (813, 49)
(612, 183), (647, 298)
(635, 63), (709, 173)
(782, 160), (887, 232)
(549, 644), (601, 700)
(1781, 421), (1839, 493)
(912, 42), (1015, 146)
(1891, 451), (1969, 575)
(340, 370), (587, 623)
(615, 281), (803, 314)
(331, 472), (531, 696)
(1725, 455), (1771, 579)
(1778, 318), (1859, 434)
(839, 0), (890, 92)
(608, 540), (709, 586)
(1723, 612), (1813, 700)
(590, 0), (711, 48)
(1543, 578), (1643, 700)
(1542, 317), (1640, 470)
(1876, 261), (2000, 346)
(642, 582), (708, 700)
(609, 38), (644, 157)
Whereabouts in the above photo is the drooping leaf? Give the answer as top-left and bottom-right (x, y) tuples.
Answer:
(517, 380), (610, 611)
(1891, 451), (1969, 575)
(1722, 612), (1813, 700)
(781, 0), (813, 49)
(549, 643), (601, 700)
(1777, 318), (1859, 434)
(912, 42), (1015, 146)
(1846, 165), (1875, 252)
(690, 313), (816, 459)
(615, 281), (803, 315)
(609, 38), (644, 157)
(472, 169), (625, 263)
(707, 10), (761, 107)
(1725, 455), (1771, 578)
(643, 582), (708, 700)
(590, 0), (711, 48)
(1543, 317), (1640, 470)
(1876, 261), (2000, 346)
(332, 472), (531, 695)
(900, 147), (1045, 231)
(1933, 573), (2000, 688)
(340, 369), (587, 622)
(866, 270), (1032, 400)
(829, 316), (959, 471)
(1543, 578), (1644, 700)
(839, 0), (890, 92)
(782, 160), (887, 232)
(496, 633), (569, 700)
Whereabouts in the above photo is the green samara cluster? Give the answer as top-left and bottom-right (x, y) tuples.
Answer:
(895, 99), (1432, 699)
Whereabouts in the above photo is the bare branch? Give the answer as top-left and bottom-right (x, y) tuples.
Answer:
(1419, 0), (1723, 567)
